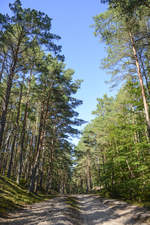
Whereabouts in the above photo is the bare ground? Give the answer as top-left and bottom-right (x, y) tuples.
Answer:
(0, 194), (150, 225)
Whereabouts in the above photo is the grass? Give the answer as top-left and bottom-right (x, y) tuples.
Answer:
(93, 188), (150, 209)
(0, 176), (56, 217)
(125, 200), (150, 210)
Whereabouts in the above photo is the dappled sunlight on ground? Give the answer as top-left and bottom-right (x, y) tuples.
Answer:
(0, 195), (150, 224)
(77, 195), (150, 225)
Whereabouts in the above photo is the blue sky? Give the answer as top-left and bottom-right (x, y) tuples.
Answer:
(1, 0), (115, 140)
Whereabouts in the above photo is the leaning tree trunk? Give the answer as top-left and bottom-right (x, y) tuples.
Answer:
(138, 52), (150, 97)
(129, 32), (150, 138)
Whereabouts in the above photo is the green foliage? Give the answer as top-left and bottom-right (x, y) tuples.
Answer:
(74, 0), (150, 204)
(0, 0), (83, 196)
(73, 85), (150, 203)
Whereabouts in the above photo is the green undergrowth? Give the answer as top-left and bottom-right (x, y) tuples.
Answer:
(0, 176), (56, 217)
(126, 200), (150, 210)
(93, 189), (150, 210)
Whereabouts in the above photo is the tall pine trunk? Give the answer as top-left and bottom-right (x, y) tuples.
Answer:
(29, 108), (44, 192)
(129, 32), (150, 138)
(17, 74), (32, 184)
(0, 67), (15, 152)
(0, 36), (22, 152)
(7, 83), (23, 178)
(16, 102), (28, 184)
(0, 54), (7, 83)
(29, 90), (51, 192)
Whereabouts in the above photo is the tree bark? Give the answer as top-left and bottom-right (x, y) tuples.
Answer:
(0, 36), (22, 152)
(29, 89), (51, 192)
(86, 151), (92, 192)
(138, 52), (150, 96)
(129, 32), (150, 138)
(16, 74), (32, 184)
(29, 108), (44, 192)
(16, 102), (28, 184)
(0, 53), (7, 83)
(0, 66), (15, 152)
(7, 83), (23, 178)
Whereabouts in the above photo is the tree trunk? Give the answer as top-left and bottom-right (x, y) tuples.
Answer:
(7, 83), (23, 178)
(0, 69), (15, 152)
(16, 102), (28, 184)
(0, 53), (7, 83)
(86, 152), (92, 192)
(138, 52), (150, 96)
(0, 39), (21, 152)
(17, 72), (32, 184)
(29, 90), (51, 192)
(29, 108), (44, 192)
(126, 159), (135, 178)
(129, 32), (150, 138)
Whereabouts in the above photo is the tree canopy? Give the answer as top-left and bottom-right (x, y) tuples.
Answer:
(0, 0), (83, 194)
(72, 0), (150, 203)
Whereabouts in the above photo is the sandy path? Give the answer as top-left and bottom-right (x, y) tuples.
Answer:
(0, 196), (81, 225)
(0, 195), (150, 225)
(77, 195), (150, 225)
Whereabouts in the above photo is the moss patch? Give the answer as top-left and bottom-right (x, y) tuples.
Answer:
(0, 176), (55, 217)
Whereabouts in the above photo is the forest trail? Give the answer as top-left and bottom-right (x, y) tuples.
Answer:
(0, 194), (150, 225)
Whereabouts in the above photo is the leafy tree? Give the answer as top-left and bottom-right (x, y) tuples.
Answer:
(0, 1), (83, 195)
(93, 4), (150, 137)
(0, 0), (62, 152)
(74, 84), (150, 201)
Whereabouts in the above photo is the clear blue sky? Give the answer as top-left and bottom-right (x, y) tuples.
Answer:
(1, 0), (115, 140)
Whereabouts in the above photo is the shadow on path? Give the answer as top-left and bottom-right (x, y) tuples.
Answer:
(0, 196), (82, 225)
(0, 195), (150, 225)
(77, 195), (150, 225)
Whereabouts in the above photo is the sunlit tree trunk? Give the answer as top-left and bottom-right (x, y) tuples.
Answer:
(17, 73), (32, 184)
(129, 31), (150, 138)
(0, 53), (7, 83)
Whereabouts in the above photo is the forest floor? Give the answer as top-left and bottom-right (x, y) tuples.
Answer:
(0, 176), (56, 216)
(0, 194), (150, 225)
